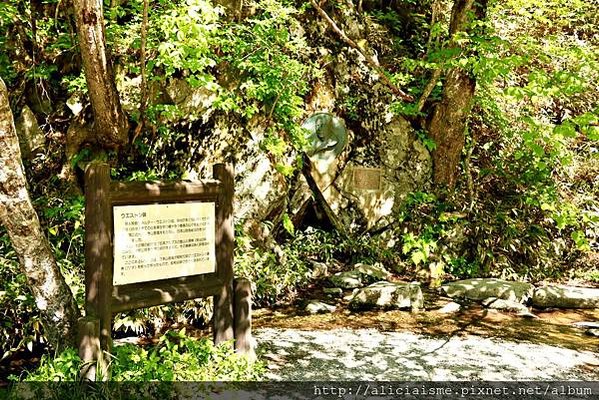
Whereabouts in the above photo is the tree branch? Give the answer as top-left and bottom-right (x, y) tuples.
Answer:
(133, 0), (149, 144)
(417, 68), (442, 113)
(417, 0), (476, 112)
(310, 0), (413, 102)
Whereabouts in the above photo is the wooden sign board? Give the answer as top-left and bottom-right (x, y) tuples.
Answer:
(352, 167), (382, 191)
(113, 202), (216, 285)
(79, 162), (253, 380)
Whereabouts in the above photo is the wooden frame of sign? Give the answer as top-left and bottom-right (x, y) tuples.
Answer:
(78, 162), (253, 380)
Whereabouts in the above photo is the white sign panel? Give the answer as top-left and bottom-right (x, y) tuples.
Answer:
(113, 202), (216, 285)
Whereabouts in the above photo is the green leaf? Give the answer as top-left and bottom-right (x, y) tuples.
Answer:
(553, 122), (577, 138)
(585, 126), (599, 140)
(571, 230), (590, 251)
(540, 203), (555, 211)
(282, 213), (294, 236)
(411, 250), (425, 265)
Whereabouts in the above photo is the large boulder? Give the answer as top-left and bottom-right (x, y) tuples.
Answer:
(190, 115), (289, 239)
(296, 115), (432, 233)
(289, 12), (432, 234)
(165, 78), (218, 122)
(441, 278), (534, 303)
(532, 286), (599, 309)
(349, 281), (423, 311)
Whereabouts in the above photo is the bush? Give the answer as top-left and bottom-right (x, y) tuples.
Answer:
(0, 229), (44, 363)
(235, 228), (313, 306)
(11, 329), (262, 382)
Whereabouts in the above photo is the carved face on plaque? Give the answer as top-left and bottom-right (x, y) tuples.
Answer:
(302, 112), (348, 160)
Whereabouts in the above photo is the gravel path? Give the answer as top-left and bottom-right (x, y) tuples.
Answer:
(255, 328), (599, 380)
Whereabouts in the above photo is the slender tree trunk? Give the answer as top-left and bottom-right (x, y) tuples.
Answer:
(0, 78), (80, 350)
(426, 0), (488, 189)
(427, 68), (475, 189)
(73, 0), (128, 149)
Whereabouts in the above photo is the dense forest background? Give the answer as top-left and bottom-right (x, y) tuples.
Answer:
(0, 0), (598, 378)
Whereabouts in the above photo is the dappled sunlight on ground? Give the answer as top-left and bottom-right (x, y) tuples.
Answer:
(255, 328), (599, 380)
(252, 289), (598, 380)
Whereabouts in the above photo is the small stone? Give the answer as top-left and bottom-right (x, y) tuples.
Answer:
(572, 321), (599, 329)
(305, 301), (336, 314)
(349, 281), (423, 311)
(330, 271), (363, 289)
(66, 94), (84, 116)
(438, 302), (461, 314)
(311, 262), (328, 279)
(352, 262), (391, 282)
(323, 287), (343, 297)
(482, 297), (530, 313)
(517, 311), (539, 319)
(585, 329), (599, 337)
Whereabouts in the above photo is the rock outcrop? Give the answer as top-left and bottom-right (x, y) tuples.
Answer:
(330, 271), (363, 289)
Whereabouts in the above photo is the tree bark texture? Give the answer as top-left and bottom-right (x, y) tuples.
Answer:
(73, 0), (129, 149)
(0, 78), (81, 350)
(426, 0), (487, 189)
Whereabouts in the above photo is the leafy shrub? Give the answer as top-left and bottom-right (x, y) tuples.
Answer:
(14, 348), (81, 382)
(235, 227), (312, 306)
(112, 298), (213, 337)
(110, 329), (262, 381)
(0, 231), (43, 362)
(35, 195), (86, 307)
(12, 329), (262, 382)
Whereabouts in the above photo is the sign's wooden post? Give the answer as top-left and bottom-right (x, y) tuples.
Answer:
(213, 164), (234, 345)
(233, 278), (254, 359)
(80, 161), (113, 379)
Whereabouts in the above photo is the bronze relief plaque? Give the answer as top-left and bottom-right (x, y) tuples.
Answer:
(352, 167), (383, 191)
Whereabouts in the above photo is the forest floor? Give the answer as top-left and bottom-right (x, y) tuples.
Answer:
(2, 290), (598, 384)
(251, 289), (599, 380)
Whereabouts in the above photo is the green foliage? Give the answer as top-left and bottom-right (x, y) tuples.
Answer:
(401, 231), (437, 266)
(16, 348), (81, 382)
(415, 129), (437, 151)
(217, 0), (314, 156)
(376, 0), (599, 281)
(334, 233), (397, 267)
(0, 195), (86, 360)
(150, 0), (221, 83)
(0, 0), (24, 83)
(234, 225), (312, 305)
(0, 230), (43, 362)
(110, 329), (262, 381)
(35, 195), (86, 306)
(12, 329), (262, 383)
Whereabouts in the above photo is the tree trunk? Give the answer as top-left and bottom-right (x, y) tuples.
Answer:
(73, 0), (128, 149)
(426, 0), (488, 189)
(427, 68), (475, 189)
(0, 78), (81, 350)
